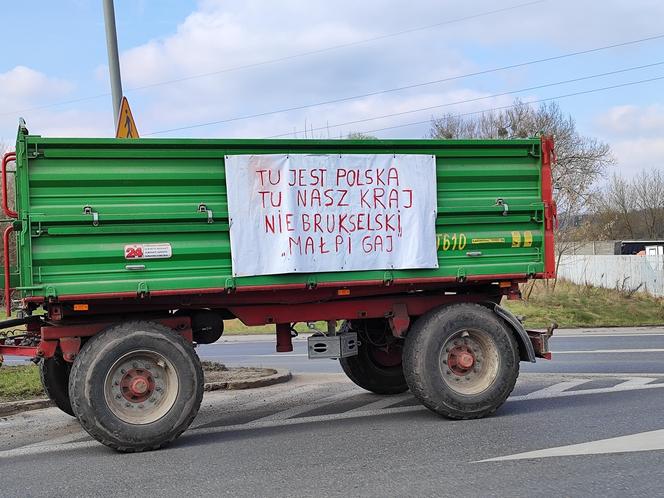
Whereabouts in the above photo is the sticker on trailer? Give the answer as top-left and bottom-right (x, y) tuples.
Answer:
(124, 243), (172, 260)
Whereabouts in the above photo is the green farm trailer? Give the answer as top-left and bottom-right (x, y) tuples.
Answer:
(0, 122), (556, 451)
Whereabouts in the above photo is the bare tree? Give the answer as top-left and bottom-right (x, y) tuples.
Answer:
(633, 170), (664, 238)
(430, 100), (614, 285)
(588, 170), (664, 240)
(346, 132), (378, 140)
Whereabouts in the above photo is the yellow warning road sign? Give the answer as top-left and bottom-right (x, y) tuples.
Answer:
(115, 97), (139, 138)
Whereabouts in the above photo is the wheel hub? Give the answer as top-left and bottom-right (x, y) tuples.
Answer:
(440, 330), (499, 395)
(120, 368), (155, 403)
(104, 350), (179, 425)
(457, 350), (475, 369)
(446, 339), (477, 377)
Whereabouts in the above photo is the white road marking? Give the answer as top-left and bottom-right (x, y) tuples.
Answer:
(256, 353), (309, 357)
(517, 379), (591, 399)
(558, 333), (664, 338)
(254, 388), (363, 422)
(346, 393), (413, 413)
(0, 440), (99, 459)
(10, 431), (89, 451)
(531, 373), (663, 377)
(478, 429), (664, 462)
(612, 377), (658, 388)
(229, 384), (321, 412)
(509, 378), (664, 402)
(190, 404), (426, 437)
(554, 348), (664, 354)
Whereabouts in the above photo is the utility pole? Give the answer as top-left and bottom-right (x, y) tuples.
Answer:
(103, 0), (123, 128)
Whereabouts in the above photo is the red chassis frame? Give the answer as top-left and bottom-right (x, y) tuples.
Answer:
(1, 276), (536, 363)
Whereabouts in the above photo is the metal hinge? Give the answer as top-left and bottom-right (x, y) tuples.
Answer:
(137, 281), (149, 298)
(224, 278), (236, 293)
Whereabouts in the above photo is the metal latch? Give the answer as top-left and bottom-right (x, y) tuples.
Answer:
(198, 203), (214, 223)
(83, 205), (99, 226)
(494, 198), (509, 216)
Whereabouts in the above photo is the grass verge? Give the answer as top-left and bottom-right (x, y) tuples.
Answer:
(0, 364), (43, 402)
(223, 320), (325, 335)
(504, 279), (664, 328)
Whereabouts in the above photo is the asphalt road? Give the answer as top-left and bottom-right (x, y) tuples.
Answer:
(1, 326), (664, 497)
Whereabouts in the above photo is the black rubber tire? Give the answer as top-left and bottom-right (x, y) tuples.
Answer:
(68, 321), (204, 452)
(39, 355), (74, 416)
(403, 303), (519, 419)
(339, 320), (408, 395)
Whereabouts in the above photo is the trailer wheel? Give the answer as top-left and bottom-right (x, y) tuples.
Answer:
(403, 304), (519, 419)
(40, 355), (74, 416)
(191, 311), (224, 344)
(339, 320), (408, 395)
(69, 321), (204, 452)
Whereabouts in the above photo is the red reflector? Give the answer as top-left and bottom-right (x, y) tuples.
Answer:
(337, 289), (351, 296)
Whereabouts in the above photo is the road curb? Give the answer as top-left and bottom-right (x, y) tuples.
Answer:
(204, 368), (292, 391)
(0, 398), (54, 417)
(0, 368), (293, 417)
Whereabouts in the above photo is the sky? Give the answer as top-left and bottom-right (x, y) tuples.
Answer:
(1, 0), (663, 176)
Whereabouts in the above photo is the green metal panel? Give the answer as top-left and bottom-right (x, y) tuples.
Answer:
(12, 130), (546, 299)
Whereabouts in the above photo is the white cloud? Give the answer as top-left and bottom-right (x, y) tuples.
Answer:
(593, 104), (664, 176)
(116, 0), (488, 138)
(0, 66), (110, 143)
(596, 104), (664, 138)
(0, 66), (73, 111)
(25, 109), (111, 138)
(608, 137), (664, 175)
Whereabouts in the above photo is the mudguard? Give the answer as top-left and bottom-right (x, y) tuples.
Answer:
(490, 303), (537, 363)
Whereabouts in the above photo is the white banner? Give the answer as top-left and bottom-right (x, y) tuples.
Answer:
(225, 154), (438, 277)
